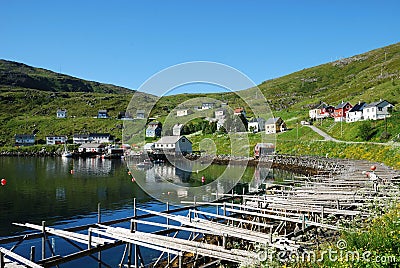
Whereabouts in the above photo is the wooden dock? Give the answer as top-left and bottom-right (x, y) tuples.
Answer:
(0, 156), (399, 267)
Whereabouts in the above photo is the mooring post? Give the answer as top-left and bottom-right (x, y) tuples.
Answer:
(88, 228), (92, 250)
(134, 198), (139, 268)
(302, 215), (305, 231)
(223, 203), (226, 217)
(0, 251), (4, 268)
(30, 246), (36, 262)
(166, 201), (170, 267)
(222, 234), (226, 249)
(42, 220), (46, 260)
(269, 226), (273, 243)
(321, 206), (324, 223)
(98, 202), (101, 223)
(178, 253), (183, 268)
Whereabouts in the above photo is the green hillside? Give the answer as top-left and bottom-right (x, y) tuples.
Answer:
(0, 60), (131, 94)
(0, 60), (158, 146)
(1, 42), (400, 149)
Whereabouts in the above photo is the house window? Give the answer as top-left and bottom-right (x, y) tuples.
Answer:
(182, 138), (186, 142)
(378, 107), (383, 111)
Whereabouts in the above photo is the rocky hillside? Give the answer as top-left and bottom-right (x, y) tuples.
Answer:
(0, 59), (132, 94)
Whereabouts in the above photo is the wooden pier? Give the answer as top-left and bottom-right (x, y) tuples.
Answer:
(0, 157), (399, 267)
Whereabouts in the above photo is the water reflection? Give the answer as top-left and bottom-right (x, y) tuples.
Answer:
(128, 159), (277, 205)
(0, 157), (150, 236)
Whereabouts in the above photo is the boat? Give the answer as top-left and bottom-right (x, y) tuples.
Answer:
(62, 143), (73, 158)
(136, 159), (153, 169)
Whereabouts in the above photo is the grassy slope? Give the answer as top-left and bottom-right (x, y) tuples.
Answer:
(1, 43), (400, 166)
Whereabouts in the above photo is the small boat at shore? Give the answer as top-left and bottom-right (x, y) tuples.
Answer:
(137, 159), (153, 169)
(62, 143), (73, 158)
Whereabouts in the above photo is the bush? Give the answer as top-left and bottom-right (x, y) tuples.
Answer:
(357, 121), (375, 141)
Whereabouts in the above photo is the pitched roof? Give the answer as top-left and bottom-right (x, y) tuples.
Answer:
(155, 136), (191, 144)
(15, 134), (35, 138)
(90, 133), (111, 138)
(335, 101), (351, 109)
(249, 117), (266, 124)
(365, 100), (393, 108)
(73, 134), (90, 138)
(348, 102), (366, 112)
(311, 102), (328, 110)
(265, 117), (282, 124)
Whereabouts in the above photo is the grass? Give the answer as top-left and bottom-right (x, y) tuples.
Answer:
(315, 111), (400, 143)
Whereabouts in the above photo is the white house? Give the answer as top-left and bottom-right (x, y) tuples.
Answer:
(146, 122), (162, 137)
(201, 102), (215, 110)
(265, 117), (286, 134)
(136, 110), (145, 119)
(97, 110), (109, 119)
(73, 134), (90, 144)
(154, 136), (192, 154)
(309, 102), (334, 120)
(173, 124), (184, 136)
(363, 100), (394, 120)
(248, 117), (266, 132)
(215, 108), (226, 119)
(78, 143), (105, 153)
(346, 102), (367, 123)
(90, 133), (113, 143)
(15, 134), (35, 146)
(176, 109), (193, 117)
(143, 143), (155, 152)
(46, 136), (67, 145)
(56, 109), (67, 118)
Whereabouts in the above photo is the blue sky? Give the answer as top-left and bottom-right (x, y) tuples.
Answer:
(1, 0), (399, 95)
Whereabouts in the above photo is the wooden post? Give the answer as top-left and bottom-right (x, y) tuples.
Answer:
(178, 253), (183, 268)
(321, 206), (324, 223)
(269, 226), (273, 243)
(97, 203), (102, 268)
(0, 251), (4, 268)
(98, 202), (101, 223)
(88, 228), (92, 250)
(42, 221), (46, 260)
(30, 246), (36, 262)
(133, 198), (138, 268)
(302, 215), (305, 231)
(167, 202), (170, 266)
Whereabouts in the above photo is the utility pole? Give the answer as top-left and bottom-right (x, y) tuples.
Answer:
(341, 118), (343, 138)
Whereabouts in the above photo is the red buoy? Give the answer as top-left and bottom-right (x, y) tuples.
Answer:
(70, 170), (74, 174)
(1, 178), (6, 186)
(131, 177), (135, 182)
(201, 176), (205, 183)
(370, 165), (377, 171)
(128, 171), (132, 175)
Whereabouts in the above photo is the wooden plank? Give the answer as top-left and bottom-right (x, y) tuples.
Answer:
(0, 247), (43, 268)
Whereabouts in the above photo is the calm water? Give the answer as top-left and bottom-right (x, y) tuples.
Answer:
(0, 157), (294, 267)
